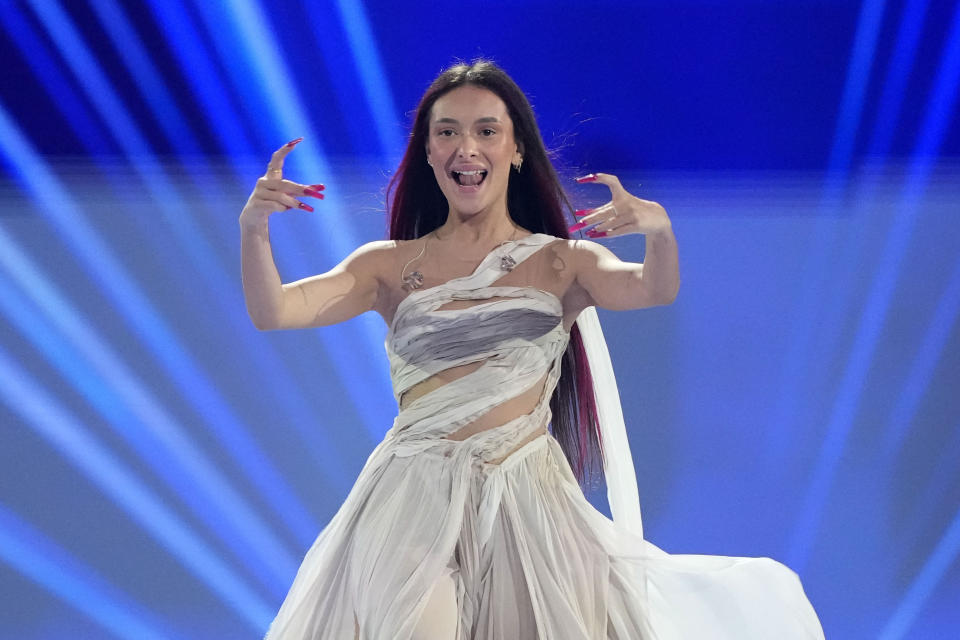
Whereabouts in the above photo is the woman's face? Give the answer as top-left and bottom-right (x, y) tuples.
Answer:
(425, 85), (522, 219)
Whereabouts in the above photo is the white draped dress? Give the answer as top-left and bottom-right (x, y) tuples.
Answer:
(264, 233), (825, 639)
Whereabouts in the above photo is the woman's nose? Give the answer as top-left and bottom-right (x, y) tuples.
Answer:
(457, 134), (479, 156)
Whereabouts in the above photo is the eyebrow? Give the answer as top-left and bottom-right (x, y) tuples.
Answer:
(433, 117), (502, 125)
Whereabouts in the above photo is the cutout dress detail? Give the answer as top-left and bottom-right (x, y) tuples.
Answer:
(264, 233), (825, 639)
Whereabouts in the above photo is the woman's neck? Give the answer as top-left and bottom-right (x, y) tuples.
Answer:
(433, 208), (525, 245)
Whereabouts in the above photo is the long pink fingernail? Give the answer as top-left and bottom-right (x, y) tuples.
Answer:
(575, 174), (597, 183)
(285, 137), (304, 147)
(309, 183), (326, 191)
(304, 188), (323, 198)
(568, 221), (590, 232)
(587, 230), (606, 237)
(298, 202), (314, 212)
(574, 209), (593, 217)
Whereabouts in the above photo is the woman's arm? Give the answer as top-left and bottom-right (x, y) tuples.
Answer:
(241, 218), (386, 330)
(566, 172), (679, 310)
(240, 139), (385, 330)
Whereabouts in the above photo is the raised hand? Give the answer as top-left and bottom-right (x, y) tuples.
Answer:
(239, 137), (325, 227)
(567, 172), (671, 239)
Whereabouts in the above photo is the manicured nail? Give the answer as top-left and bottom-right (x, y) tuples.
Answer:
(574, 209), (593, 217)
(568, 221), (590, 232)
(298, 202), (314, 212)
(308, 183), (326, 191)
(304, 187), (323, 198)
(575, 174), (597, 183)
(285, 137), (304, 147)
(587, 230), (606, 237)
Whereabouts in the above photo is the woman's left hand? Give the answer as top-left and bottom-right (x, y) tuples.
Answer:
(567, 173), (671, 239)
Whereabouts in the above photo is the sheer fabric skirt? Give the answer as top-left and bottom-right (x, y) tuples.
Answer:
(264, 431), (823, 640)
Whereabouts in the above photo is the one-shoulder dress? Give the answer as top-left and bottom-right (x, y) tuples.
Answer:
(264, 233), (825, 639)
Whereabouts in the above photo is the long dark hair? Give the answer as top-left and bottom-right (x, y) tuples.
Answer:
(386, 59), (603, 483)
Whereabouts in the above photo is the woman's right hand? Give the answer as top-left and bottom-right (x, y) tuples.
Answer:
(239, 137), (326, 228)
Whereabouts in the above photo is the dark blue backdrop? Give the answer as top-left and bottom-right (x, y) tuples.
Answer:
(1, 1), (958, 638)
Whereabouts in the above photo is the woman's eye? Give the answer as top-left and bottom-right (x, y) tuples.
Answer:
(438, 129), (455, 137)
(480, 128), (496, 136)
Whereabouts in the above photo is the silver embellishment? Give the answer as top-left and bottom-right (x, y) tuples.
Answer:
(401, 270), (424, 291)
(500, 254), (516, 271)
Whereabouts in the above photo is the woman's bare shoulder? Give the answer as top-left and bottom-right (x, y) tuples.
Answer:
(536, 236), (603, 267)
(360, 237), (426, 258)
(547, 237), (613, 266)
(345, 238), (426, 283)
(339, 240), (394, 271)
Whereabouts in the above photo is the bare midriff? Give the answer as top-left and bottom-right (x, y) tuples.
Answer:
(399, 366), (549, 440)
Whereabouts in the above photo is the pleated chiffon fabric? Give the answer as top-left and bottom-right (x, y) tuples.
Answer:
(264, 233), (825, 639)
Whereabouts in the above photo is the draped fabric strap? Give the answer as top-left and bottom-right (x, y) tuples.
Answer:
(575, 306), (644, 538)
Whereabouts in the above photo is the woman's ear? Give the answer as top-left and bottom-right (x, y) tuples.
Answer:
(514, 141), (525, 163)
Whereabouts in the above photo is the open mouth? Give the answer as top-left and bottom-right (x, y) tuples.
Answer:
(451, 169), (488, 187)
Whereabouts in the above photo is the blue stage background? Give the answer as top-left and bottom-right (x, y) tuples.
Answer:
(1, 1), (958, 638)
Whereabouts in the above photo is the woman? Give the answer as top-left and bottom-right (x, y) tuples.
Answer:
(241, 60), (824, 639)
